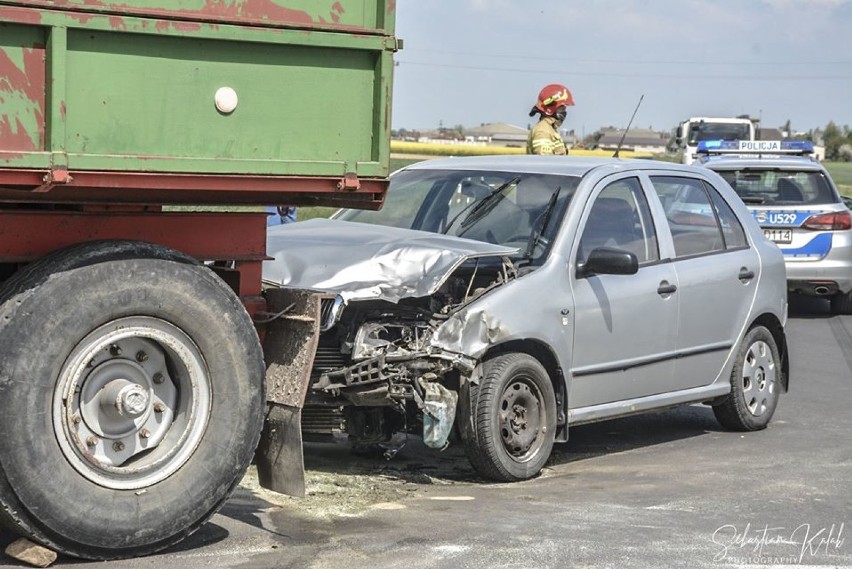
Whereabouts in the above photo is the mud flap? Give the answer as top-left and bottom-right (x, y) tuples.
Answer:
(255, 288), (324, 497)
(256, 404), (306, 497)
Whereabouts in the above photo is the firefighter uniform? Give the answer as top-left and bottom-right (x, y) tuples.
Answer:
(527, 116), (567, 155)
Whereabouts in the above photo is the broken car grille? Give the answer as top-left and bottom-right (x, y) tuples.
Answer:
(313, 345), (348, 374)
(319, 296), (344, 331)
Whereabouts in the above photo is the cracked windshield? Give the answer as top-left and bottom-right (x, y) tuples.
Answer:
(336, 170), (579, 261)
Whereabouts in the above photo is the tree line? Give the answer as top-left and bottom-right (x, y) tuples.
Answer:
(809, 122), (852, 161)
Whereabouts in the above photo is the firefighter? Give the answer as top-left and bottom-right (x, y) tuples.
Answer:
(527, 84), (574, 155)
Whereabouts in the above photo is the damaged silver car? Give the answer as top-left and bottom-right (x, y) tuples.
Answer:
(264, 155), (789, 482)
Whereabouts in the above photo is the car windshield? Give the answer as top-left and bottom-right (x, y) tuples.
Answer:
(335, 168), (579, 262)
(687, 123), (751, 144)
(716, 169), (839, 206)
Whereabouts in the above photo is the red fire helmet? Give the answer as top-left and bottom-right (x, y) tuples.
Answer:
(534, 84), (575, 116)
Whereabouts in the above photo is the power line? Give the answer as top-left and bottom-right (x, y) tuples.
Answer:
(403, 48), (852, 67)
(396, 60), (852, 80)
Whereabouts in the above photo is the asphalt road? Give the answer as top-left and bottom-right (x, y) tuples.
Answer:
(2, 295), (851, 569)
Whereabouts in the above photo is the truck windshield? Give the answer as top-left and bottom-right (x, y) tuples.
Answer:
(688, 123), (751, 144)
(717, 169), (839, 206)
(336, 169), (579, 262)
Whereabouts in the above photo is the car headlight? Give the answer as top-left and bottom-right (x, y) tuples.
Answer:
(352, 321), (430, 361)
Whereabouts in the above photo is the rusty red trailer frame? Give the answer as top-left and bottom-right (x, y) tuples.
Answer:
(1, 0), (396, 311)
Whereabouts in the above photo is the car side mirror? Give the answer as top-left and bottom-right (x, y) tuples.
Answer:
(577, 247), (639, 278)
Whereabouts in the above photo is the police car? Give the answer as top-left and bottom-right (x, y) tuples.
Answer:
(698, 139), (852, 314)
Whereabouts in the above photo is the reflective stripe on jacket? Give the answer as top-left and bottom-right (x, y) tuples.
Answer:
(527, 117), (567, 155)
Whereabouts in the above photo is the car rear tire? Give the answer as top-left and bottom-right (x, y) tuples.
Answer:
(0, 243), (265, 559)
(461, 353), (556, 482)
(830, 291), (852, 315)
(712, 325), (781, 431)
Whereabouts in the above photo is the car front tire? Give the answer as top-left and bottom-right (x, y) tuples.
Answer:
(461, 353), (556, 482)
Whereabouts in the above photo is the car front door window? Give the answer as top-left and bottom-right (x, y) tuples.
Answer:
(569, 176), (677, 408)
(577, 177), (659, 265)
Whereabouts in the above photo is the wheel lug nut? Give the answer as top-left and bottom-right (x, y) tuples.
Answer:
(153, 402), (166, 413)
(136, 351), (148, 363)
(86, 436), (98, 447)
(109, 344), (122, 356)
(153, 372), (164, 384)
(139, 429), (150, 440)
(72, 414), (81, 425)
(113, 441), (125, 452)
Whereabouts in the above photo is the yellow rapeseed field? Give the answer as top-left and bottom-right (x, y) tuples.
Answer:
(390, 140), (653, 159)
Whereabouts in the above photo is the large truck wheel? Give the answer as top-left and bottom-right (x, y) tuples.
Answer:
(0, 242), (265, 559)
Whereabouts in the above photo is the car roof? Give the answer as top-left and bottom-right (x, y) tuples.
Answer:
(401, 154), (699, 178)
(700, 155), (826, 172)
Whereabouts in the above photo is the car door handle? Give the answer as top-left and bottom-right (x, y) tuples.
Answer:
(657, 281), (677, 295)
(738, 268), (755, 282)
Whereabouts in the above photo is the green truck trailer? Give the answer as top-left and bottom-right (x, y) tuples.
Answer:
(0, 0), (398, 560)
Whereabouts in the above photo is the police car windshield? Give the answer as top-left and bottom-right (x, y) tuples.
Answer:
(718, 170), (838, 206)
(688, 123), (751, 145)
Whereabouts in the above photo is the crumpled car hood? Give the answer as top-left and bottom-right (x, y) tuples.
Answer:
(264, 219), (517, 302)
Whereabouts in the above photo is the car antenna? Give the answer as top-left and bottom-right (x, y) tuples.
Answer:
(612, 94), (644, 159)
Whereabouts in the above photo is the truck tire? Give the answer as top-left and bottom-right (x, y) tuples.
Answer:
(0, 239), (198, 300)
(0, 243), (265, 559)
(461, 353), (556, 482)
(712, 325), (781, 431)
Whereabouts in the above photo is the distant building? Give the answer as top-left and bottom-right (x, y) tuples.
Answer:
(464, 123), (529, 148)
(597, 128), (669, 154)
(756, 127), (785, 140)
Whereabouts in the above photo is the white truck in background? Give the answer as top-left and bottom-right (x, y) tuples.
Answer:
(676, 116), (757, 165)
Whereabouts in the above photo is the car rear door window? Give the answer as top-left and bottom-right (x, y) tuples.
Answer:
(650, 176), (725, 258)
(704, 182), (748, 249)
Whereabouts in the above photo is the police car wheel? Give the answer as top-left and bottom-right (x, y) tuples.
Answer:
(829, 291), (852, 315)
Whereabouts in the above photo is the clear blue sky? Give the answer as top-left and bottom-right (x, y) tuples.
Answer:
(392, 0), (852, 135)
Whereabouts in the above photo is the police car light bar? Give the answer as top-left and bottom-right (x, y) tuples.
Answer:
(696, 139), (814, 155)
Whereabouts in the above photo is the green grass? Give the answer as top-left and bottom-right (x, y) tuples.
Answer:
(824, 162), (852, 196)
(390, 156), (426, 172)
(296, 206), (337, 221)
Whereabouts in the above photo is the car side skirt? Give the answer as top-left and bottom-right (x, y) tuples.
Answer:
(567, 383), (732, 426)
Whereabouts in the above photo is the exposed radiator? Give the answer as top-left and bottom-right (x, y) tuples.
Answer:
(301, 406), (346, 435)
(313, 344), (348, 373)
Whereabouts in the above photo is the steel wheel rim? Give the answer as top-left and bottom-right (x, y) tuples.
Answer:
(53, 316), (212, 490)
(498, 376), (546, 462)
(741, 340), (776, 417)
